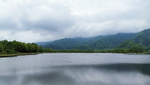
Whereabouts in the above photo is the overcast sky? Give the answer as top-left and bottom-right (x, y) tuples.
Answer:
(0, 0), (150, 43)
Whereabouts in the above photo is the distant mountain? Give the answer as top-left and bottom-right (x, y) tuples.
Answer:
(42, 33), (137, 50)
(115, 40), (143, 49)
(42, 35), (112, 50)
(87, 33), (137, 50)
(43, 44), (63, 50)
(35, 41), (52, 46)
(74, 35), (110, 46)
(41, 28), (150, 51)
(131, 28), (150, 49)
(42, 37), (90, 50)
(114, 28), (150, 51)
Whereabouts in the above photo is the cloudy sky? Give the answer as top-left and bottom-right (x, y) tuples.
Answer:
(0, 0), (150, 42)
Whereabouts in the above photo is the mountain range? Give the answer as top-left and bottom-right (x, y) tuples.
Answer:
(36, 28), (150, 51)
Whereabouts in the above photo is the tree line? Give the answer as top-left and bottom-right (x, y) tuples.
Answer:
(0, 40), (43, 54)
(99, 48), (144, 53)
(43, 48), (94, 53)
(42, 48), (144, 53)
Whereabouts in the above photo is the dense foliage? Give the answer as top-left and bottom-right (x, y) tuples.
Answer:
(0, 40), (43, 54)
(115, 40), (144, 52)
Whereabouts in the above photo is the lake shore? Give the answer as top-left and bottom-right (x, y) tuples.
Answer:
(0, 51), (150, 58)
(0, 53), (38, 58)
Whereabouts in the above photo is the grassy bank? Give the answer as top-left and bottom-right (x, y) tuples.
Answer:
(143, 51), (150, 54)
(49, 50), (149, 54)
(0, 53), (37, 58)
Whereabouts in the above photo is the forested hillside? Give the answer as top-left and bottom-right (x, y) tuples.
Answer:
(131, 28), (150, 50)
(115, 40), (144, 52)
(39, 28), (150, 51)
(41, 33), (137, 50)
(42, 37), (90, 50)
(114, 28), (150, 51)
(76, 33), (137, 50)
(115, 40), (142, 49)
(74, 35), (110, 46)
(41, 35), (111, 50)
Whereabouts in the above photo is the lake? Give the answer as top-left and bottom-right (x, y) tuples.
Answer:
(0, 53), (150, 85)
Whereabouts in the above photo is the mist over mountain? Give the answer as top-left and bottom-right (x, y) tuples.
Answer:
(87, 33), (137, 50)
(37, 28), (150, 51)
(116, 28), (150, 50)
(35, 41), (52, 46)
(42, 37), (90, 50)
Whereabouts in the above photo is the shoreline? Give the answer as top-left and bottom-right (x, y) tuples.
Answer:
(0, 52), (150, 58)
(0, 53), (38, 58)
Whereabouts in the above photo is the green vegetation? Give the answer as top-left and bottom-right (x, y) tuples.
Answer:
(88, 33), (137, 50)
(74, 44), (90, 50)
(41, 48), (149, 54)
(131, 28), (150, 50)
(115, 40), (144, 52)
(0, 40), (43, 57)
(0, 53), (37, 58)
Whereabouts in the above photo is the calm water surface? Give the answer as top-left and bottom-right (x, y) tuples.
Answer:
(0, 53), (150, 85)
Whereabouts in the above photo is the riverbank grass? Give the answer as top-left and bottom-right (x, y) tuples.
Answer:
(0, 53), (37, 57)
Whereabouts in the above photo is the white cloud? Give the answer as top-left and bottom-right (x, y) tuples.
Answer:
(0, 0), (150, 42)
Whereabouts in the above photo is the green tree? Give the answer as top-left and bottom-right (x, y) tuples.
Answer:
(15, 41), (28, 52)
(0, 42), (4, 53)
(4, 41), (16, 52)
(31, 43), (39, 52)
(0, 40), (8, 45)
(26, 43), (33, 52)
(38, 45), (43, 52)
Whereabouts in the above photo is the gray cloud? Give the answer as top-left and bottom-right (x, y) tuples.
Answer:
(0, 0), (150, 42)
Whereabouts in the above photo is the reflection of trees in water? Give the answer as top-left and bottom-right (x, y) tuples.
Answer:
(135, 64), (150, 76)
(94, 64), (150, 76)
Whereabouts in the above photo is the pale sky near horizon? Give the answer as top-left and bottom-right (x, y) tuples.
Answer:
(0, 0), (150, 42)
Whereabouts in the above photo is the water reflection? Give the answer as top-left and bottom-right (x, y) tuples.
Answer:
(0, 53), (150, 85)
(0, 63), (150, 85)
(22, 70), (75, 85)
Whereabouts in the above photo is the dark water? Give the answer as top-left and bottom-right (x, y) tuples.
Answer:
(0, 53), (150, 85)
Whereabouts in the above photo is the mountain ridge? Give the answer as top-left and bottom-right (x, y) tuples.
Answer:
(37, 28), (150, 51)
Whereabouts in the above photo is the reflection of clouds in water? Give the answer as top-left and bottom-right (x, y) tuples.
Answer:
(0, 75), (17, 85)
(1, 53), (150, 74)
(22, 71), (75, 85)
(0, 53), (150, 85)
(1, 66), (149, 85)
(61, 67), (150, 85)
